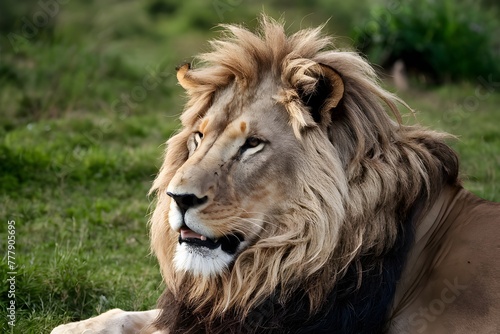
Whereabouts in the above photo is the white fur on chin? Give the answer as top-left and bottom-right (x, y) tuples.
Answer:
(174, 243), (234, 277)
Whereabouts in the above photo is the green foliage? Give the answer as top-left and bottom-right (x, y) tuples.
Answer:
(0, 1), (56, 37)
(354, 0), (500, 83)
(146, 0), (179, 17)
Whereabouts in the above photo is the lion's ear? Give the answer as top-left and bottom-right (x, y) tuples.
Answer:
(299, 64), (344, 125)
(176, 63), (197, 90)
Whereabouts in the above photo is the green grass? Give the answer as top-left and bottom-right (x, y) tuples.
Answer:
(0, 1), (499, 333)
(0, 112), (178, 333)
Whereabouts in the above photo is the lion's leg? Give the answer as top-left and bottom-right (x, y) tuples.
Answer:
(51, 308), (162, 334)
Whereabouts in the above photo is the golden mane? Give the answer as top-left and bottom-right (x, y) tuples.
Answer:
(149, 15), (460, 331)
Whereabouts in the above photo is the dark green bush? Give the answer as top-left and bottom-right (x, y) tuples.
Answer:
(146, 0), (179, 17)
(353, 0), (500, 83)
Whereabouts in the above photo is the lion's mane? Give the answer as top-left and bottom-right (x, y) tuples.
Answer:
(149, 16), (459, 333)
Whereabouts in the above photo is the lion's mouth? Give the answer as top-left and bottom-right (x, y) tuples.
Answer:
(179, 227), (244, 255)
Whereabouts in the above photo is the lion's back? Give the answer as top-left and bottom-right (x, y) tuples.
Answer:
(390, 187), (500, 334)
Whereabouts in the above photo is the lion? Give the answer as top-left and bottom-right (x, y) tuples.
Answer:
(52, 16), (500, 334)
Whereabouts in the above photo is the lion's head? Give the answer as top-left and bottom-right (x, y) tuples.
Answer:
(149, 16), (459, 333)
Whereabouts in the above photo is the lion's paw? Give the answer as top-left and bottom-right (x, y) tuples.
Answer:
(51, 308), (161, 334)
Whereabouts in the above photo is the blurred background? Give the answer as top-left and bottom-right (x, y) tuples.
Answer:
(1, 0), (499, 332)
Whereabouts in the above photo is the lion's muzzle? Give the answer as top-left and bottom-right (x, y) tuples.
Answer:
(166, 190), (247, 276)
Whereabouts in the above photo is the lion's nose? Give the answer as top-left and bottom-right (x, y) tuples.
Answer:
(167, 192), (208, 214)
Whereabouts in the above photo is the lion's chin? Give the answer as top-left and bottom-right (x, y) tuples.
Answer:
(173, 243), (236, 277)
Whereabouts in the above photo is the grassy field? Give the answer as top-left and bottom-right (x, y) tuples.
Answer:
(0, 1), (499, 333)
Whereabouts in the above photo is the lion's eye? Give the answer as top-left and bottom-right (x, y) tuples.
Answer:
(244, 137), (262, 148)
(240, 136), (265, 155)
(193, 131), (203, 148)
